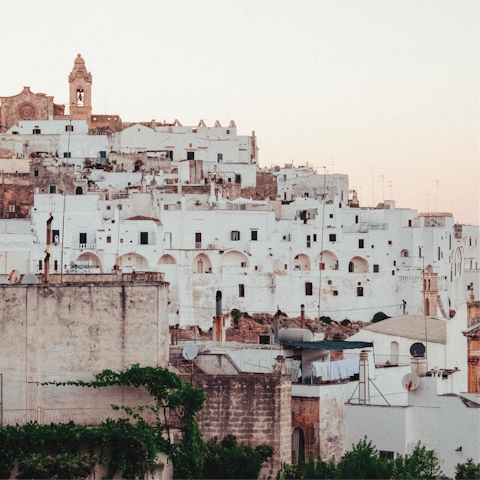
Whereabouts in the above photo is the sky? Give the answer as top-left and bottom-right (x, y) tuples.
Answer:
(1, 0), (478, 224)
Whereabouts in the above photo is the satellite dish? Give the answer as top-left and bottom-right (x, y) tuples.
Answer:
(402, 372), (420, 391)
(8, 270), (21, 284)
(410, 342), (426, 357)
(182, 344), (198, 361)
(21, 273), (38, 285)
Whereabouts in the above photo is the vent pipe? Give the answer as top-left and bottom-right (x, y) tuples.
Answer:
(359, 351), (370, 404)
(300, 304), (305, 328)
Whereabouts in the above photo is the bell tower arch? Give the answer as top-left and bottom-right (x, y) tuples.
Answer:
(68, 54), (92, 126)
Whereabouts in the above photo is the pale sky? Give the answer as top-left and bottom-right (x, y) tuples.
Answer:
(1, 0), (478, 224)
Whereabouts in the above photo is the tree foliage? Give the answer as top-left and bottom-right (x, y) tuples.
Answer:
(203, 434), (274, 479)
(455, 458), (480, 479)
(372, 311), (390, 323)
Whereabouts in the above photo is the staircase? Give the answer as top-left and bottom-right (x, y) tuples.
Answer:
(437, 295), (447, 318)
(169, 352), (205, 375)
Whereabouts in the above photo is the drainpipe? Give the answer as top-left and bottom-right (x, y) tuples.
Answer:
(359, 351), (370, 404)
(300, 304), (305, 328)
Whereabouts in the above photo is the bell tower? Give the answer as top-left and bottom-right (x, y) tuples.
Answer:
(68, 54), (92, 126)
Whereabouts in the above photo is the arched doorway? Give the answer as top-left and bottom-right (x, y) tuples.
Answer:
(390, 341), (399, 364)
(292, 427), (305, 462)
(75, 186), (83, 195)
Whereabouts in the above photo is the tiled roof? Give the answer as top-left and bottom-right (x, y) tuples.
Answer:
(362, 315), (447, 344)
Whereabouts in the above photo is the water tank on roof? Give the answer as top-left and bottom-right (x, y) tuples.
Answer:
(21, 273), (38, 285)
(278, 328), (313, 343)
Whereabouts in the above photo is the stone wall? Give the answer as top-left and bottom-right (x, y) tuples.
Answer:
(0, 275), (169, 424)
(191, 372), (292, 478)
(30, 160), (88, 195)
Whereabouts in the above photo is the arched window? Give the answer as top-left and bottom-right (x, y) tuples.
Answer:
(292, 427), (305, 463)
(75, 186), (83, 195)
(349, 262), (354, 273)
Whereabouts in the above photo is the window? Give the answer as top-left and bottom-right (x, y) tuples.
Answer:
(54, 260), (58, 271)
(34, 170), (38, 177)
(107, 236), (112, 243)
(8, 204), (15, 213)
(228, 178), (231, 183)
(285, 264), (288, 270)
(251, 230), (258, 241)
(438, 247), (441, 261)
(255, 266), (258, 270)
(305, 282), (313, 296)
(33, 129), (41, 134)
(140, 232), (148, 245)
(63, 152), (71, 158)
(168, 150), (173, 160)
(235, 174), (241, 184)
(313, 234), (317, 242)
(231, 231), (240, 241)
(75, 187), (83, 195)
(307, 235), (311, 248)
(49, 186), (56, 194)
(329, 214), (333, 219)
(392, 270), (395, 276)
(226, 129), (230, 134)
(239, 284), (245, 297)
(333, 290), (339, 296)
(379, 451), (394, 460)
(52, 230), (60, 243)
(357, 287), (363, 296)
(118, 204), (122, 210)
(327, 280), (332, 285)
(373, 264), (379, 273)
(359, 239), (364, 248)
(217, 153), (223, 163)
(329, 234), (336, 242)
(388, 240), (392, 245)
(79, 233), (87, 244)
(100, 151), (107, 158)
(65, 125), (74, 132)
(241, 262), (246, 268)
(106, 206), (111, 210)
(195, 232), (202, 248)
(187, 151), (195, 160)
(408, 219), (412, 227)
(39, 260), (42, 271)
(319, 263), (325, 270)
(355, 215), (359, 224)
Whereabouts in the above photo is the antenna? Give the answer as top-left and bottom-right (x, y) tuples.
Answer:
(21, 273), (38, 285)
(182, 344), (198, 360)
(410, 342), (426, 357)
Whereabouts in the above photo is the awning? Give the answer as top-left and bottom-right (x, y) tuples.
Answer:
(283, 340), (373, 350)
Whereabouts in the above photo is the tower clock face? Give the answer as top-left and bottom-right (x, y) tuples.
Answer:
(17, 102), (37, 120)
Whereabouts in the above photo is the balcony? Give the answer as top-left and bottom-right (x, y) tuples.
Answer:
(73, 244), (97, 250)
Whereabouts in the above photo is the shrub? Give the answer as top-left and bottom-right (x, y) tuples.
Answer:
(231, 309), (241, 327)
(341, 319), (351, 326)
(320, 316), (332, 325)
(372, 311), (389, 323)
(455, 458), (480, 479)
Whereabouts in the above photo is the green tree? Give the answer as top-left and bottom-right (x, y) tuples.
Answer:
(372, 311), (390, 323)
(203, 435), (274, 479)
(455, 458), (480, 479)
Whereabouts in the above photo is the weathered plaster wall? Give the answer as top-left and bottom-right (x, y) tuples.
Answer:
(0, 277), (169, 423)
(191, 373), (292, 478)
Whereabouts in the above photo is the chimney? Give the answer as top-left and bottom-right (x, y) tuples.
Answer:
(359, 351), (370, 404)
(300, 304), (305, 328)
(410, 356), (428, 377)
(272, 355), (287, 375)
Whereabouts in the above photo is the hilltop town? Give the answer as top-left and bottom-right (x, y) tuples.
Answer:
(0, 55), (479, 479)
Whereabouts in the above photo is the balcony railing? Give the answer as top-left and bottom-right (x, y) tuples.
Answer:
(195, 242), (202, 249)
(343, 352), (411, 366)
(73, 244), (97, 250)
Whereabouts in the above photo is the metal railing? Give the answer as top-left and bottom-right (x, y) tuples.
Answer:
(343, 353), (410, 366)
(1, 407), (158, 427)
(73, 244), (97, 250)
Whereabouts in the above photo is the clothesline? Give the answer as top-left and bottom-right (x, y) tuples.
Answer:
(312, 357), (360, 381)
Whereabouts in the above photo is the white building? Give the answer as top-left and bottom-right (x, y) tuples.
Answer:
(344, 367), (480, 479)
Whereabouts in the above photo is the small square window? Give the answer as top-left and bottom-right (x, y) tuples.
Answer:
(392, 270), (395, 276)
(107, 237), (112, 243)
(313, 234), (317, 242)
(393, 261), (396, 266)
(251, 230), (258, 241)
(34, 170), (38, 176)
(333, 290), (338, 296)
(120, 239), (123, 243)
(329, 234), (336, 242)
(140, 232), (148, 245)
(284, 264), (287, 270)
(241, 262), (246, 268)
(65, 125), (74, 132)
(329, 214), (333, 218)
(118, 205), (122, 210)
(373, 265), (379, 273)
(63, 152), (71, 158)
(187, 151), (195, 160)
(39, 260), (43, 271)
(50, 185), (56, 194)
(231, 231), (240, 241)
(359, 239), (364, 248)
(33, 129), (41, 134)
(217, 153), (223, 163)
(79, 233), (87, 244)
(239, 284), (245, 297)
(305, 282), (313, 296)
(327, 280), (332, 285)
(388, 240), (392, 245)
(106, 206), (111, 210)
(255, 266), (258, 270)
(357, 287), (363, 296)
